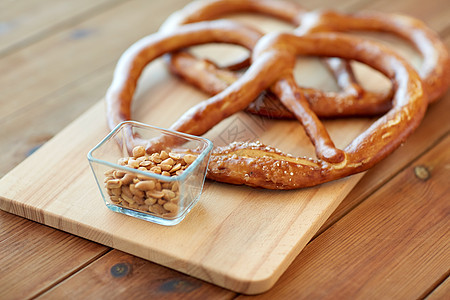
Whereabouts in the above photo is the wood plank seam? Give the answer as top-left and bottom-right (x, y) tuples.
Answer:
(422, 272), (450, 299)
(30, 248), (113, 299)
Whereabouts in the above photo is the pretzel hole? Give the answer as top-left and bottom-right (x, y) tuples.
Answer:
(352, 31), (422, 69)
(225, 14), (295, 33)
(293, 57), (341, 92)
(189, 43), (249, 69)
(344, 31), (422, 92)
(131, 58), (207, 128)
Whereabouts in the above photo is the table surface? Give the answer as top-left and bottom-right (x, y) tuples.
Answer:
(1, 0), (449, 299)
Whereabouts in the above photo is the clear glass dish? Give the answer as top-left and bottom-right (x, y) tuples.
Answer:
(88, 121), (213, 226)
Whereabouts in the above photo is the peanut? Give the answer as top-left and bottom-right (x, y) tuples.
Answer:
(127, 159), (140, 168)
(170, 163), (182, 173)
(121, 173), (135, 185)
(160, 150), (169, 160)
(132, 145), (146, 158)
(159, 163), (172, 171)
(183, 154), (197, 165)
(169, 152), (181, 160)
(161, 158), (174, 166)
(106, 179), (121, 189)
(103, 149), (199, 218)
(163, 202), (178, 213)
(135, 180), (156, 191)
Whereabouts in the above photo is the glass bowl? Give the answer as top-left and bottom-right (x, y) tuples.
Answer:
(88, 121), (213, 226)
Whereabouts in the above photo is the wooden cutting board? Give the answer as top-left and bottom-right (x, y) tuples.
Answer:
(0, 24), (396, 293)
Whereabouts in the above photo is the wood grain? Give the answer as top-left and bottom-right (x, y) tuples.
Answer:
(0, 0), (123, 56)
(426, 276), (450, 300)
(38, 250), (235, 300)
(0, 210), (108, 300)
(237, 135), (450, 299)
(317, 13), (450, 237)
(0, 0), (449, 298)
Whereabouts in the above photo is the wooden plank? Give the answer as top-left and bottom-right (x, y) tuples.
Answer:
(320, 34), (450, 234)
(426, 276), (450, 300)
(0, 0), (124, 56)
(1, 0), (447, 297)
(364, 0), (450, 33)
(0, 210), (109, 300)
(0, 0), (191, 177)
(236, 135), (450, 299)
(39, 250), (235, 299)
(0, 0), (191, 122)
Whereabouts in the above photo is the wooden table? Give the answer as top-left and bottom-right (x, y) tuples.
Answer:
(1, 0), (449, 299)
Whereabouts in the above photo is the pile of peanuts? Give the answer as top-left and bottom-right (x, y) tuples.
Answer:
(103, 145), (198, 218)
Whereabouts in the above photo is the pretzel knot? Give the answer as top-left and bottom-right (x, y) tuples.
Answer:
(105, 20), (430, 189)
(161, 0), (449, 118)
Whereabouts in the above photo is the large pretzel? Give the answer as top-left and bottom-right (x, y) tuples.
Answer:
(105, 20), (427, 189)
(161, 0), (449, 118)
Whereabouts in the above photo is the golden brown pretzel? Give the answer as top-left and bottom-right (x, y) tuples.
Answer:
(295, 10), (450, 104)
(161, 0), (449, 118)
(160, 0), (392, 118)
(106, 20), (261, 132)
(105, 20), (427, 189)
(206, 31), (427, 188)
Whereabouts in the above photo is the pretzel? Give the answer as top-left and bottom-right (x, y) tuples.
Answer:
(105, 20), (427, 189)
(295, 10), (450, 104)
(106, 20), (261, 132)
(161, 0), (449, 118)
(160, 0), (392, 118)
(207, 31), (427, 188)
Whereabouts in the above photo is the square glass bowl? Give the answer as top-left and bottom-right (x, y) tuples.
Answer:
(88, 121), (213, 226)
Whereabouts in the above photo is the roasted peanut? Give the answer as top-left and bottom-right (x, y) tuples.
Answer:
(132, 145), (146, 158)
(169, 152), (181, 160)
(161, 158), (174, 166)
(150, 153), (162, 163)
(146, 190), (165, 198)
(135, 180), (156, 191)
(113, 170), (126, 179)
(160, 150), (169, 160)
(127, 159), (140, 168)
(121, 173), (135, 185)
(162, 189), (176, 200)
(106, 179), (121, 189)
(150, 166), (162, 174)
(183, 154), (197, 165)
(129, 184), (145, 198)
(159, 163), (172, 171)
(145, 197), (157, 206)
(163, 202), (178, 213)
(150, 204), (165, 215)
(139, 160), (152, 167)
(121, 185), (133, 198)
(104, 149), (199, 218)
